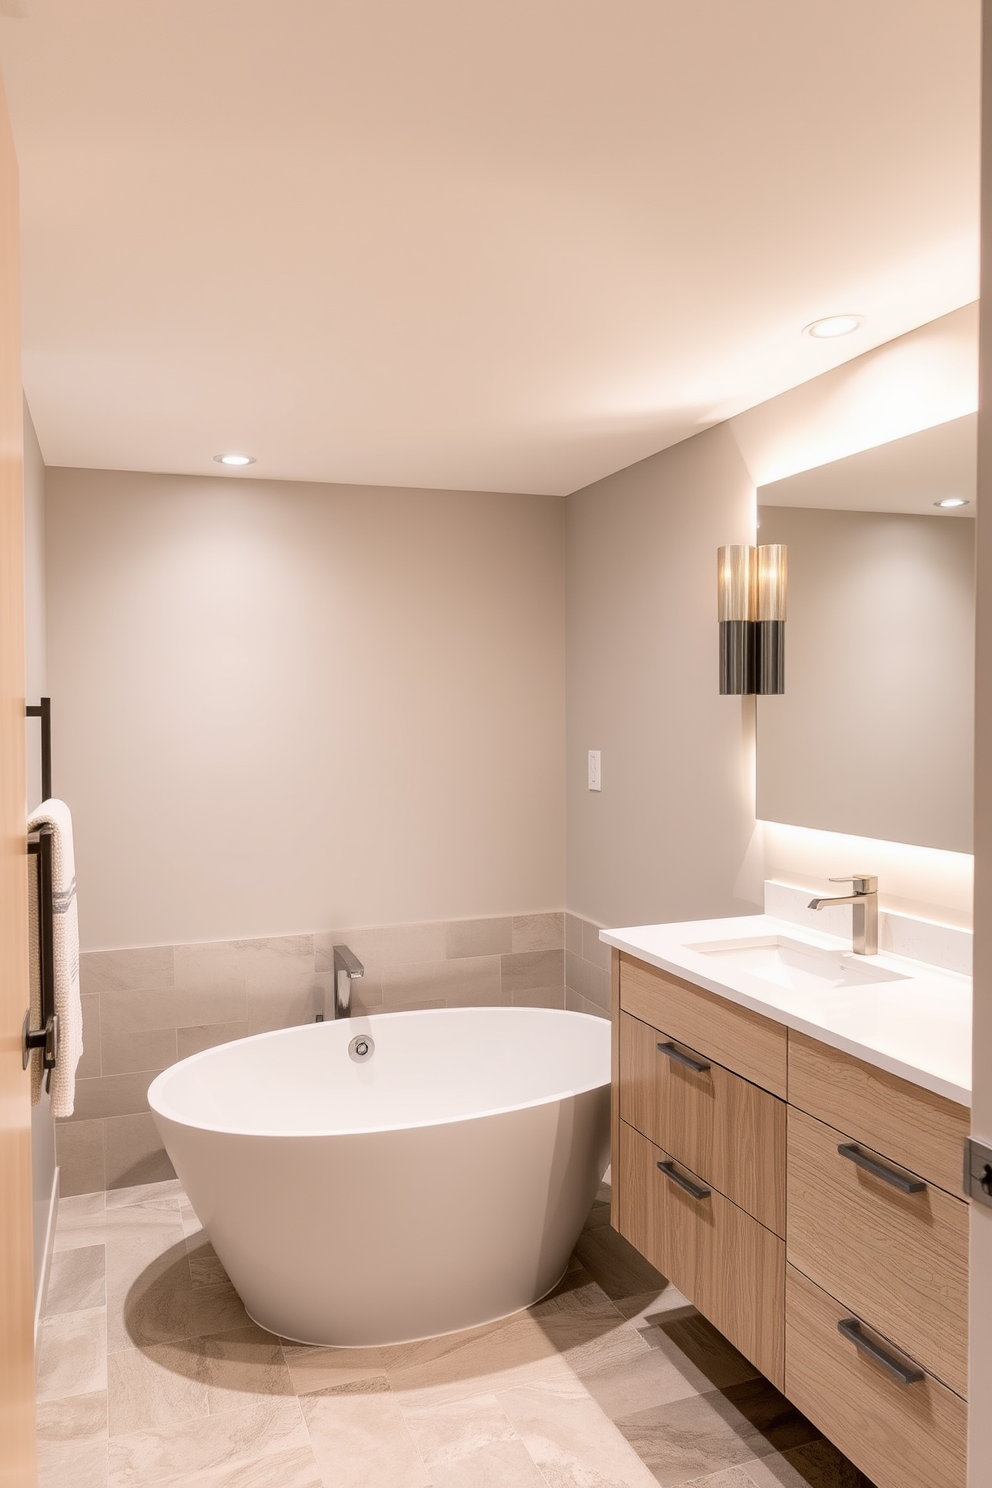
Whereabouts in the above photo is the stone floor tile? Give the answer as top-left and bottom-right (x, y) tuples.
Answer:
(678, 1469), (767, 1488)
(285, 1344), (398, 1395)
(160, 1443), (324, 1488)
(195, 1323), (296, 1412)
(775, 1439), (878, 1487)
(44, 1174), (874, 1488)
(573, 1218), (668, 1302)
(498, 1375), (661, 1488)
(614, 1285), (694, 1326)
(433, 1437), (551, 1488)
(718, 1379), (822, 1457)
(402, 1388), (516, 1463)
(46, 1243), (107, 1315)
(108, 1344), (210, 1437)
(38, 1438), (109, 1488)
(301, 1384), (431, 1488)
(186, 1238), (229, 1288)
(36, 1307), (107, 1400)
(649, 1312), (763, 1391)
(109, 1322), (295, 1435)
(107, 1239), (249, 1352)
(614, 1388), (774, 1487)
(578, 1340), (705, 1420)
(107, 1394), (310, 1487)
(402, 1390), (552, 1488)
(105, 1179), (185, 1211)
(35, 1388), (108, 1448)
(387, 1309), (576, 1407)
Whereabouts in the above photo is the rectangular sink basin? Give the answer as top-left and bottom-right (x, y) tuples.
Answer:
(682, 934), (911, 995)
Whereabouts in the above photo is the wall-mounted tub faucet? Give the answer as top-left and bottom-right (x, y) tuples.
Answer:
(807, 876), (878, 956)
(330, 945), (365, 1019)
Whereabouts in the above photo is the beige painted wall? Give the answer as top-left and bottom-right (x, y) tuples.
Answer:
(24, 397), (46, 809)
(565, 420), (760, 928)
(46, 470), (565, 949)
(567, 304), (979, 931)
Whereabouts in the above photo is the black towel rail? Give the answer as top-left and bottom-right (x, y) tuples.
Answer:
(23, 698), (58, 1084)
(26, 695), (52, 802)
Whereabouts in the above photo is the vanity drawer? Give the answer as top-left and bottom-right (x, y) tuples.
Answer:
(619, 1010), (786, 1235)
(788, 1030), (969, 1195)
(787, 1107), (968, 1398)
(785, 1265), (966, 1488)
(619, 954), (787, 1097)
(618, 1118), (784, 1388)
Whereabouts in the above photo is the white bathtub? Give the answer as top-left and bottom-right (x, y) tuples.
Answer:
(148, 1007), (611, 1346)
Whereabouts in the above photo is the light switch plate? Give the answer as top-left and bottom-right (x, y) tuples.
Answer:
(588, 750), (602, 791)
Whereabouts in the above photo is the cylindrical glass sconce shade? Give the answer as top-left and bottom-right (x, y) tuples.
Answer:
(756, 545), (786, 622)
(717, 545), (756, 622)
(717, 545), (756, 694)
(754, 545), (786, 694)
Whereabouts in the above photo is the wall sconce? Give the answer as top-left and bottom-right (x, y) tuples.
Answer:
(756, 543), (786, 695)
(717, 544), (786, 696)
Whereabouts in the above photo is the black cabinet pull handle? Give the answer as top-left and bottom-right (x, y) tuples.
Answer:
(657, 1160), (711, 1201)
(657, 1041), (711, 1074)
(837, 1318), (924, 1385)
(837, 1143), (925, 1194)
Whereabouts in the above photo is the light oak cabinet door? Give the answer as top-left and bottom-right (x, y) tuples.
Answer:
(786, 1266), (966, 1488)
(619, 955), (788, 1097)
(618, 1119), (784, 1389)
(787, 1107), (968, 1399)
(619, 1011), (786, 1235)
(789, 1031), (969, 1196)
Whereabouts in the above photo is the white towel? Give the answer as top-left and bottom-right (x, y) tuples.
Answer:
(27, 799), (82, 1118)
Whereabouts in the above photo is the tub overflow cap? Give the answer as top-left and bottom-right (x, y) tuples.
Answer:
(349, 1034), (374, 1063)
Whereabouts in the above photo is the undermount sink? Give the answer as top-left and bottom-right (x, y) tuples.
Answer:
(682, 934), (911, 995)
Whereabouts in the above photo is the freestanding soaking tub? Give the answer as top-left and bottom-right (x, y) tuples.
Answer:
(148, 1006), (611, 1346)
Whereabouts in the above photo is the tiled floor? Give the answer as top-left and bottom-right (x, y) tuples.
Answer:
(37, 1178), (876, 1488)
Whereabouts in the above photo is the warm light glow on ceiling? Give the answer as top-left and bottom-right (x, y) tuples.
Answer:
(214, 453), (255, 467)
(803, 315), (864, 339)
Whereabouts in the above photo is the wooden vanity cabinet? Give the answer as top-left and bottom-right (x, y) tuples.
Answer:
(614, 953), (788, 1388)
(619, 1011), (786, 1233)
(786, 1265), (967, 1488)
(611, 948), (971, 1488)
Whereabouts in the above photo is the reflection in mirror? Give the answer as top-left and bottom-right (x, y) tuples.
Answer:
(755, 414), (975, 854)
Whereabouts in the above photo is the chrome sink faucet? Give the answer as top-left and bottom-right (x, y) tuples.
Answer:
(330, 945), (365, 1018)
(808, 876), (878, 956)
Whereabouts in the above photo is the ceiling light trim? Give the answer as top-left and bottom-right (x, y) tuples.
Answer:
(803, 315), (865, 340)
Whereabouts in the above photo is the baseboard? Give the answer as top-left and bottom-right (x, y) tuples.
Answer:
(34, 1165), (59, 1346)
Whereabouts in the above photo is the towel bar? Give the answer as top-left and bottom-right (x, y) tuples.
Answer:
(24, 822), (57, 1086)
(26, 696), (52, 801)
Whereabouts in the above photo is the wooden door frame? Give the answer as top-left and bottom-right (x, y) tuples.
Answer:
(0, 64), (37, 1488)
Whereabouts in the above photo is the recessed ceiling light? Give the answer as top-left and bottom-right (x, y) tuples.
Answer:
(213, 453), (255, 467)
(803, 315), (864, 339)
(934, 497), (969, 508)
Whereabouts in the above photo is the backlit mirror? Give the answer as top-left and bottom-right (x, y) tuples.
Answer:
(755, 413), (976, 853)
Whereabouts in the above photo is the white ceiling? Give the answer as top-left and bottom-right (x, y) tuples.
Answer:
(0, 1), (980, 495)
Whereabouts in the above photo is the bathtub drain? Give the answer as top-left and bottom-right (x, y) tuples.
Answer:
(349, 1034), (375, 1063)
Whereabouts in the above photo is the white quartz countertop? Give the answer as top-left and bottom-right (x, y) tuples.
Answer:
(600, 914), (972, 1107)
